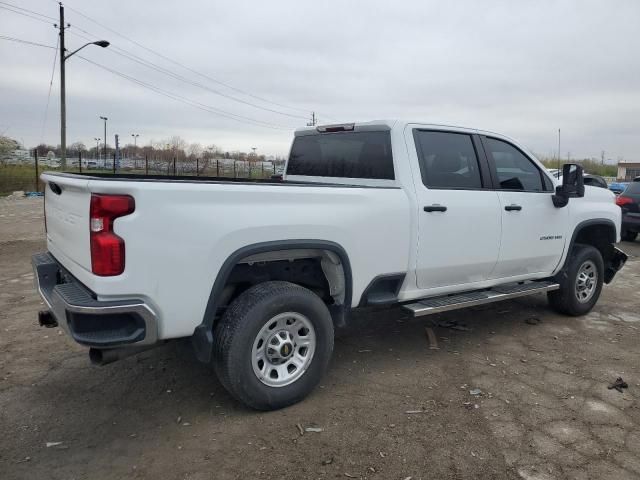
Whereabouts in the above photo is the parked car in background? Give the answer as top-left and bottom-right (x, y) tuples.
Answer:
(616, 182), (640, 242)
(583, 174), (608, 189)
(550, 171), (608, 190)
(609, 181), (628, 195)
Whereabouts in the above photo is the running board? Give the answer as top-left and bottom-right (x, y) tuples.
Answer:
(403, 281), (560, 317)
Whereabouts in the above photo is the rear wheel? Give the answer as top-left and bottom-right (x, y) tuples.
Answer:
(548, 244), (604, 316)
(212, 281), (334, 410)
(622, 230), (638, 242)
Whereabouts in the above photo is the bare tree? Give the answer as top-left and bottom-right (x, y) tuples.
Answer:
(187, 142), (203, 159)
(0, 136), (19, 165)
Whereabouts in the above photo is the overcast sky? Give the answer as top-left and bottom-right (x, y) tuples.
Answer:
(1, 0), (639, 160)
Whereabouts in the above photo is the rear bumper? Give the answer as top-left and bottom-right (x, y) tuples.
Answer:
(32, 252), (158, 348)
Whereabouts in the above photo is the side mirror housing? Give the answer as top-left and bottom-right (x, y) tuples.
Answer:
(552, 163), (584, 208)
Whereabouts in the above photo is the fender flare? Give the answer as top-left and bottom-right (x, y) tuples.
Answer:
(192, 239), (353, 363)
(555, 218), (617, 273)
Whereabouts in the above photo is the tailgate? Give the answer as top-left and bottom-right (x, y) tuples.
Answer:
(43, 173), (92, 271)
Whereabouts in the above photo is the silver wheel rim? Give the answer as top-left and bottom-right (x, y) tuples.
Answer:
(575, 260), (597, 303)
(251, 312), (316, 388)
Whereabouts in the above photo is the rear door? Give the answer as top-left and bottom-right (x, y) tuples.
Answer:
(481, 136), (569, 279)
(408, 128), (501, 290)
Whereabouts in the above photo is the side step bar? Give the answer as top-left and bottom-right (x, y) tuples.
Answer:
(403, 281), (560, 317)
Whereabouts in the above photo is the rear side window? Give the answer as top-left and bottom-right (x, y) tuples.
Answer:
(287, 131), (394, 180)
(485, 137), (549, 192)
(625, 182), (640, 194)
(413, 130), (483, 189)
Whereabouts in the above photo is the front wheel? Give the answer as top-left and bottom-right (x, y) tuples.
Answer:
(212, 281), (334, 410)
(622, 230), (638, 242)
(548, 244), (604, 316)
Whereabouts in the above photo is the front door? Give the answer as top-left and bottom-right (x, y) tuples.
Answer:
(409, 128), (502, 290)
(481, 136), (569, 279)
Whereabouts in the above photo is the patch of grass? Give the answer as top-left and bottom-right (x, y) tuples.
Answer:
(0, 165), (45, 195)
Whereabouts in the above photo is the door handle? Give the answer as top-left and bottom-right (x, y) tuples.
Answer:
(504, 204), (522, 211)
(424, 205), (447, 212)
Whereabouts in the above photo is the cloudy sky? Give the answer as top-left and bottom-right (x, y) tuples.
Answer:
(1, 0), (639, 160)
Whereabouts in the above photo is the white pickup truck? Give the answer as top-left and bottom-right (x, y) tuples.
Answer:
(34, 120), (627, 410)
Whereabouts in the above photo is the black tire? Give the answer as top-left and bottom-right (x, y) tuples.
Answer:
(622, 230), (638, 242)
(212, 281), (334, 410)
(548, 244), (604, 316)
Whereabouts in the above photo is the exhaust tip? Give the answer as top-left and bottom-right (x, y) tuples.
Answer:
(89, 348), (104, 365)
(38, 310), (58, 328)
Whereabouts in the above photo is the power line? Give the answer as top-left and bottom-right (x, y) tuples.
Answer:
(0, 1), (57, 20)
(0, 5), (54, 24)
(0, 35), (56, 49)
(13, 0), (331, 120)
(40, 35), (59, 144)
(66, 30), (308, 121)
(76, 55), (294, 130)
(62, 2), (327, 118)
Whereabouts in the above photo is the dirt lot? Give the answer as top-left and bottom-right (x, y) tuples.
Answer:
(1, 197), (639, 480)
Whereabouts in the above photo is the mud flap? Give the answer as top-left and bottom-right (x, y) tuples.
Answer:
(604, 247), (628, 284)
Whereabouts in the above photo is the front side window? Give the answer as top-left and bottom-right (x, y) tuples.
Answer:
(287, 131), (394, 180)
(485, 137), (549, 192)
(413, 130), (483, 189)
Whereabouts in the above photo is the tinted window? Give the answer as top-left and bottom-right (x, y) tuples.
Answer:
(287, 131), (394, 179)
(413, 131), (482, 189)
(485, 138), (548, 191)
(584, 176), (607, 189)
(625, 182), (640, 194)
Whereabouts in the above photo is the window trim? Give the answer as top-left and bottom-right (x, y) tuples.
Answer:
(480, 135), (554, 193)
(412, 129), (492, 191)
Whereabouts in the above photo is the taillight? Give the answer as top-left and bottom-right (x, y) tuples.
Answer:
(616, 196), (633, 207)
(90, 194), (135, 276)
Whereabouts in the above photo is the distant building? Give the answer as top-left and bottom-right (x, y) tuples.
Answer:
(1, 148), (32, 165)
(617, 162), (640, 181)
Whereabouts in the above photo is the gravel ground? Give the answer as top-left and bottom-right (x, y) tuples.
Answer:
(1, 197), (639, 480)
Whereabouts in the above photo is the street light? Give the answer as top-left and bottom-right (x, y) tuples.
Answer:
(131, 133), (139, 167)
(94, 137), (100, 162)
(100, 116), (108, 165)
(58, 1), (109, 168)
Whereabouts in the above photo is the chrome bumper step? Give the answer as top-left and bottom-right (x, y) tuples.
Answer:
(403, 281), (560, 317)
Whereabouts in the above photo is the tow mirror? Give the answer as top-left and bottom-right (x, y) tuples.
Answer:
(552, 163), (584, 208)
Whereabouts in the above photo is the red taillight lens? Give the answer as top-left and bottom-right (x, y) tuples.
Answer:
(90, 194), (135, 276)
(616, 196), (633, 207)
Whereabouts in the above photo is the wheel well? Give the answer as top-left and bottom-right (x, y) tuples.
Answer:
(193, 241), (352, 364)
(216, 249), (347, 316)
(572, 222), (616, 264)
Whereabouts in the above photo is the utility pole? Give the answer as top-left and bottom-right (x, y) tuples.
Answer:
(557, 128), (561, 172)
(307, 112), (316, 126)
(57, 3), (109, 168)
(58, 2), (67, 168)
(601, 150), (605, 165)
